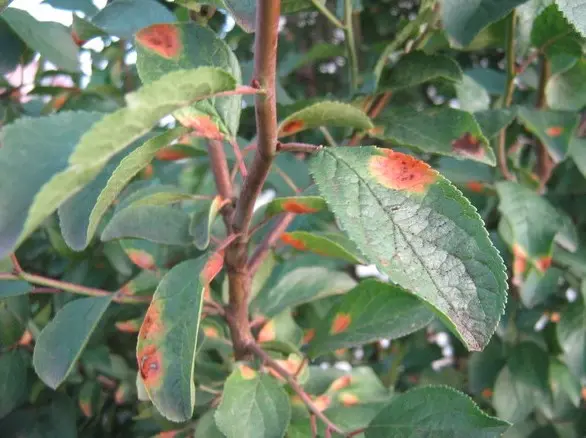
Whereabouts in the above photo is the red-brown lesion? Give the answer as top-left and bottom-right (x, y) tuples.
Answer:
(451, 132), (485, 159)
(177, 114), (224, 140)
(201, 251), (225, 284)
(279, 119), (305, 137)
(369, 149), (437, 193)
(330, 313), (352, 334)
(281, 200), (318, 214)
(136, 24), (182, 59)
(545, 126), (564, 137)
(280, 233), (307, 251)
(137, 344), (163, 387)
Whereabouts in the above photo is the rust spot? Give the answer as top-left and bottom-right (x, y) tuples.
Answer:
(535, 256), (552, 272)
(290, 395), (304, 406)
(202, 251), (224, 284)
(550, 312), (561, 323)
(139, 304), (163, 341)
(136, 24), (181, 59)
(79, 400), (92, 417)
(280, 119), (305, 137)
(368, 125), (385, 136)
(313, 395), (331, 412)
(177, 114), (223, 140)
(116, 320), (140, 333)
(335, 348), (347, 357)
(329, 375), (352, 392)
(52, 93), (69, 110)
(512, 244), (527, 286)
(302, 328), (315, 344)
(281, 200), (319, 214)
(239, 365), (257, 380)
(581, 387), (586, 400)
(71, 30), (86, 46)
(157, 431), (180, 438)
(280, 233), (307, 251)
(203, 326), (219, 338)
(546, 126), (564, 137)
(481, 388), (493, 398)
(330, 313), (352, 334)
(258, 320), (276, 343)
(339, 392), (360, 406)
(18, 330), (32, 346)
(155, 148), (191, 161)
(127, 249), (156, 270)
(466, 181), (485, 193)
(137, 344), (162, 387)
(369, 149), (437, 193)
(452, 132), (484, 158)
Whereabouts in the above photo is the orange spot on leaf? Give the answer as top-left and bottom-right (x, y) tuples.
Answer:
(203, 326), (219, 338)
(139, 304), (163, 341)
(369, 125), (385, 136)
(136, 24), (181, 59)
(481, 388), (493, 398)
(512, 244), (527, 286)
(339, 392), (360, 406)
(550, 312), (561, 323)
(369, 149), (437, 193)
(52, 93), (69, 110)
(546, 126), (564, 137)
(137, 344), (162, 387)
(329, 375), (352, 392)
(79, 400), (92, 417)
(535, 256), (552, 272)
(303, 328), (315, 344)
(452, 132), (484, 158)
(258, 320), (276, 343)
(239, 365), (257, 380)
(157, 431), (180, 438)
(313, 395), (331, 412)
(177, 114), (224, 140)
(280, 233), (307, 251)
(281, 200), (319, 214)
(71, 30), (86, 46)
(330, 313), (352, 334)
(116, 320), (140, 333)
(127, 249), (156, 270)
(280, 119), (305, 136)
(18, 330), (32, 346)
(142, 164), (154, 179)
(155, 148), (191, 161)
(202, 251), (224, 284)
(581, 387), (586, 401)
(466, 181), (485, 193)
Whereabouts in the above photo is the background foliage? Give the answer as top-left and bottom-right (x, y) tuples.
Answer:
(1, 0), (586, 437)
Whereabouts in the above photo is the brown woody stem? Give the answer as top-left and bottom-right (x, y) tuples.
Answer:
(277, 142), (322, 154)
(247, 213), (295, 274)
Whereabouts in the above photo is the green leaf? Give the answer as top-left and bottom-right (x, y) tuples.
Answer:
(508, 342), (550, 398)
(554, 0), (586, 37)
(474, 109), (517, 139)
(557, 295), (586, 380)
(264, 196), (327, 218)
(516, 107), (578, 162)
(190, 196), (225, 250)
(308, 279), (434, 357)
(1, 8), (79, 72)
(137, 253), (223, 422)
(520, 267), (563, 308)
(546, 59), (586, 110)
(311, 146), (507, 351)
(570, 136), (586, 178)
(101, 205), (192, 246)
(251, 266), (356, 318)
(496, 181), (566, 265)
(215, 367), (291, 438)
(281, 231), (365, 264)
(365, 386), (509, 437)
(373, 108), (496, 165)
(531, 4), (583, 58)
(493, 366), (536, 423)
(467, 338), (505, 395)
(136, 23), (242, 138)
(0, 112), (103, 259)
(0, 280), (31, 298)
(0, 349), (28, 419)
(441, 0), (527, 46)
(91, 0), (175, 39)
(65, 127), (188, 251)
(44, 0), (98, 14)
(0, 19), (26, 75)
(0, 0), (13, 13)
(549, 358), (582, 407)
(33, 295), (113, 389)
(455, 75), (491, 112)
(0, 295), (28, 347)
(377, 51), (463, 91)
(258, 311), (303, 346)
(277, 101), (373, 138)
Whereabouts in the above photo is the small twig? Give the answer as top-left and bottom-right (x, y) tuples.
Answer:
(310, 0), (344, 28)
(203, 300), (225, 316)
(10, 253), (23, 274)
(277, 142), (322, 154)
(30, 287), (61, 294)
(207, 139), (234, 229)
(248, 343), (346, 436)
(311, 415), (318, 438)
(319, 127), (338, 147)
(273, 165), (301, 193)
(247, 213), (295, 274)
(229, 138), (248, 178)
(344, 0), (359, 92)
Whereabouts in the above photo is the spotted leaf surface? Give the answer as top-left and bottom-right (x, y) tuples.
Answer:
(310, 146), (507, 351)
(215, 367), (291, 438)
(277, 101), (373, 138)
(136, 23), (242, 138)
(309, 279), (434, 357)
(264, 196), (327, 218)
(517, 107), (579, 162)
(280, 231), (364, 264)
(372, 108), (496, 165)
(33, 296), (114, 389)
(136, 253), (223, 422)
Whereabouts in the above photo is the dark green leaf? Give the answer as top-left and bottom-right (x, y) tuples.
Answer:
(365, 386), (509, 437)
(137, 253), (223, 422)
(532, 4), (582, 57)
(557, 294), (586, 380)
(281, 231), (365, 264)
(310, 147), (507, 351)
(0, 279), (32, 298)
(508, 342), (550, 398)
(0, 295), (28, 346)
(190, 196), (225, 250)
(493, 366), (536, 423)
(309, 279), (434, 357)
(0, 349), (28, 419)
(553, 0), (586, 37)
(215, 367), (291, 438)
(33, 295), (113, 388)
(520, 267), (563, 308)
(0, 19), (25, 75)
(546, 59), (586, 110)
(44, 0), (98, 14)
(467, 338), (505, 395)
(474, 109), (517, 139)
(373, 108), (496, 165)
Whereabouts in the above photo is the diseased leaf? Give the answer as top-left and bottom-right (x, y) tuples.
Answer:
(33, 296), (113, 389)
(1, 8), (79, 72)
(516, 107), (578, 162)
(264, 196), (327, 218)
(280, 231), (365, 264)
(377, 51), (463, 91)
(310, 147), (507, 351)
(190, 196), (227, 250)
(373, 108), (496, 165)
(309, 279), (434, 356)
(101, 205), (192, 246)
(136, 23), (242, 138)
(277, 101), (373, 138)
(59, 127), (188, 251)
(365, 386), (509, 437)
(554, 0), (586, 37)
(441, 0), (528, 46)
(215, 367), (291, 438)
(137, 253), (224, 422)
